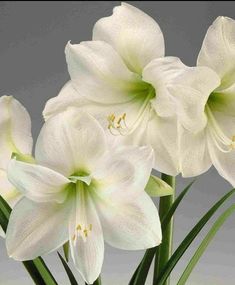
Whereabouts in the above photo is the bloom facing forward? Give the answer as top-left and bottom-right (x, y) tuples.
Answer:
(0, 96), (33, 236)
(168, 16), (235, 185)
(6, 109), (161, 284)
(44, 2), (191, 176)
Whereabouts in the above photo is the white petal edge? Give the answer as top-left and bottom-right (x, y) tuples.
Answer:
(198, 16), (235, 90)
(93, 2), (164, 74)
(0, 96), (32, 169)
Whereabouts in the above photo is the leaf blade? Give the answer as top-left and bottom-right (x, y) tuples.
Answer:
(156, 188), (235, 285)
(57, 252), (78, 285)
(177, 204), (235, 285)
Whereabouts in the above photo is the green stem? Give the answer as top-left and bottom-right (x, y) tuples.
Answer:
(153, 174), (175, 285)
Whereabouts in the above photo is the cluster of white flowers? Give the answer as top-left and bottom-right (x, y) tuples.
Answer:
(1, 3), (235, 284)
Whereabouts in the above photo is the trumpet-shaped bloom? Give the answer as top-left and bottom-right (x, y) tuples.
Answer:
(44, 2), (195, 176)
(6, 109), (161, 284)
(0, 96), (33, 236)
(168, 16), (235, 185)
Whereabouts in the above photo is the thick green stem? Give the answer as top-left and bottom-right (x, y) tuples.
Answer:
(153, 174), (175, 285)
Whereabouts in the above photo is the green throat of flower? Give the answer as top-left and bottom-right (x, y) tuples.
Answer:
(69, 173), (94, 243)
(107, 83), (155, 136)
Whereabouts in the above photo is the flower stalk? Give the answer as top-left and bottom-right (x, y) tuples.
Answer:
(153, 174), (175, 285)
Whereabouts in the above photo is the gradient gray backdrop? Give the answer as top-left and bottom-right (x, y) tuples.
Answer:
(0, 1), (235, 284)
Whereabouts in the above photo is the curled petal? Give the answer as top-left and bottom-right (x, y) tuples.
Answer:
(93, 2), (164, 73)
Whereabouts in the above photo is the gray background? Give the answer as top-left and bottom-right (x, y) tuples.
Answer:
(0, 1), (235, 284)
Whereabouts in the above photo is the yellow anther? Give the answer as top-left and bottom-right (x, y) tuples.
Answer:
(72, 234), (76, 241)
(107, 112), (128, 135)
(76, 224), (82, 231)
(89, 224), (92, 231)
(83, 229), (88, 237)
(117, 117), (122, 125)
(232, 135), (235, 142)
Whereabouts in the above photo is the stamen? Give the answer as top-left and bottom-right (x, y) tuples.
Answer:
(72, 223), (93, 243)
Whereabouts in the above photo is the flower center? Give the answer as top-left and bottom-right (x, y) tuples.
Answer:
(205, 105), (235, 152)
(107, 85), (155, 136)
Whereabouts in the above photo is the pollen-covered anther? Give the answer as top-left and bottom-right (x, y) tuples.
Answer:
(74, 223), (93, 241)
(107, 113), (127, 135)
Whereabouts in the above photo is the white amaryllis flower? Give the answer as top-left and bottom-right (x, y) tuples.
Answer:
(0, 96), (33, 237)
(43, 2), (189, 176)
(6, 109), (161, 284)
(167, 16), (235, 185)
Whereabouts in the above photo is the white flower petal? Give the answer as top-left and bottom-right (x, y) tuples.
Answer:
(93, 2), (164, 74)
(0, 169), (21, 238)
(145, 113), (180, 175)
(0, 96), (32, 169)
(8, 159), (70, 203)
(96, 192), (161, 250)
(69, 194), (104, 284)
(93, 145), (154, 201)
(43, 81), (89, 121)
(0, 169), (21, 207)
(208, 133), (235, 187)
(6, 197), (71, 260)
(142, 57), (186, 117)
(167, 66), (220, 133)
(179, 125), (212, 177)
(65, 41), (146, 104)
(198, 16), (235, 90)
(36, 110), (107, 176)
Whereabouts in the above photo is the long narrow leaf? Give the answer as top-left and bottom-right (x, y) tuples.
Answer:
(0, 195), (57, 285)
(155, 188), (235, 285)
(57, 252), (78, 285)
(129, 181), (194, 285)
(177, 204), (235, 285)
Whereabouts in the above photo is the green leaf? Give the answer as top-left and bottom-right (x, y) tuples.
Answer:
(155, 188), (235, 285)
(177, 204), (235, 285)
(63, 241), (70, 262)
(129, 180), (194, 285)
(0, 195), (57, 285)
(57, 252), (78, 285)
(145, 175), (174, 197)
(129, 247), (156, 285)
